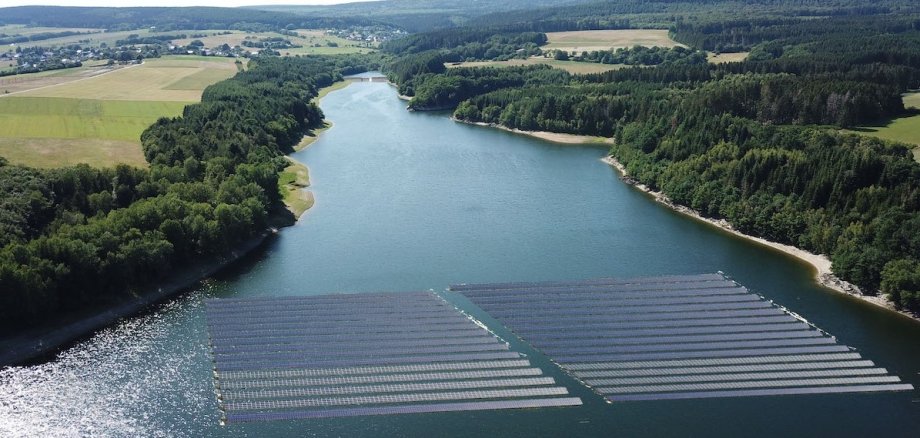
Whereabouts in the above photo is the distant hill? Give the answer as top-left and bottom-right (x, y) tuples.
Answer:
(249, 0), (598, 32)
(0, 6), (375, 31)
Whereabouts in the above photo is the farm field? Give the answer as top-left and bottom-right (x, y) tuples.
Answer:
(172, 29), (373, 55)
(17, 57), (238, 101)
(0, 25), (101, 36)
(1, 62), (131, 95)
(0, 56), (239, 168)
(544, 29), (684, 52)
(447, 57), (625, 74)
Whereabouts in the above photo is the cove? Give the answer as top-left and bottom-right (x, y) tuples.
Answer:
(1, 80), (918, 437)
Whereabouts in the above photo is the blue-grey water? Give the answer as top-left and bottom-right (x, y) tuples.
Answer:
(1, 80), (918, 437)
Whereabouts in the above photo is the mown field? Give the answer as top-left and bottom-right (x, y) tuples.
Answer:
(848, 92), (920, 162)
(447, 57), (625, 74)
(544, 29), (684, 52)
(0, 56), (238, 168)
(708, 52), (749, 63)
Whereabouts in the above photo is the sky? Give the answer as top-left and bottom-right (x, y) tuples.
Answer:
(0, 1), (373, 7)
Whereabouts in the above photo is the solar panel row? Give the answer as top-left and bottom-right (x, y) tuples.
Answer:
(221, 377), (558, 400)
(454, 273), (913, 402)
(205, 292), (581, 423)
(223, 397), (584, 423)
(218, 367), (544, 390)
(224, 387), (572, 411)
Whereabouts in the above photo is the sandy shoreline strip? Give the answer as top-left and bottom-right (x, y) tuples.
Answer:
(456, 119), (614, 144)
(602, 155), (919, 321)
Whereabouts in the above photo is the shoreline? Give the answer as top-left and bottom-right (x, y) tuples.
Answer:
(602, 155), (919, 322)
(454, 118), (614, 145)
(0, 230), (273, 366)
(0, 79), (354, 366)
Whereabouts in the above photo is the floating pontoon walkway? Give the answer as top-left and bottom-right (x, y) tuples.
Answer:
(451, 273), (913, 402)
(204, 291), (581, 423)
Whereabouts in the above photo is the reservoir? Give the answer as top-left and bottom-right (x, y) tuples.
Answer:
(1, 80), (918, 436)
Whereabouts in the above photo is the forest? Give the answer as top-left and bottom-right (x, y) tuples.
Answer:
(0, 54), (379, 330)
(384, 4), (920, 312)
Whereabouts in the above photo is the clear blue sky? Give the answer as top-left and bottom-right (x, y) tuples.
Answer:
(0, 1), (372, 7)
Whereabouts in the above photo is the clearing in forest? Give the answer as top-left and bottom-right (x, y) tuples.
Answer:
(847, 92), (920, 163)
(447, 58), (624, 74)
(544, 29), (684, 53)
(0, 56), (239, 168)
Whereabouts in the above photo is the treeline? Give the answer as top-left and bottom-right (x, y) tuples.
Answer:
(572, 45), (707, 66)
(0, 30), (92, 46)
(672, 14), (920, 53)
(0, 54), (377, 330)
(0, 6), (374, 32)
(408, 64), (569, 110)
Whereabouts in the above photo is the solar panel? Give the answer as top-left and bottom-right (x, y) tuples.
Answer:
(572, 360), (877, 378)
(499, 308), (786, 325)
(523, 322), (812, 341)
(224, 397), (584, 423)
(562, 353), (866, 371)
(222, 377), (558, 400)
(216, 351), (526, 371)
(219, 368), (544, 389)
(208, 322), (478, 340)
(532, 330), (822, 349)
(467, 287), (750, 303)
(224, 387), (571, 411)
(205, 291), (582, 422)
(607, 385), (915, 401)
(596, 376), (903, 394)
(210, 328), (488, 347)
(213, 343), (512, 364)
(508, 315), (799, 332)
(212, 334), (501, 355)
(553, 345), (853, 363)
(450, 273), (727, 291)
(584, 367), (889, 386)
(483, 300), (773, 318)
(458, 280), (737, 297)
(470, 291), (759, 307)
(540, 337), (837, 356)
(216, 359), (535, 380)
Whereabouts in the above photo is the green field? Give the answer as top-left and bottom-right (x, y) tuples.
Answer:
(448, 58), (624, 74)
(847, 92), (920, 162)
(172, 29), (373, 56)
(0, 56), (238, 168)
(544, 29), (683, 52)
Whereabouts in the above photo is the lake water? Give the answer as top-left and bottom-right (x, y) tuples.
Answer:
(1, 80), (918, 437)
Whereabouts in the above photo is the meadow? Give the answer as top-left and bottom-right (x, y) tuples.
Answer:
(447, 58), (624, 74)
(543, 29), (684, 52)
(0, 56), (238, 168)
(848, 92), (920, 162)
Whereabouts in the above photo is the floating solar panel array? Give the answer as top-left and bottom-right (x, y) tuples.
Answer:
(205, 291), (581, 423)
(452, 273), (914, 402)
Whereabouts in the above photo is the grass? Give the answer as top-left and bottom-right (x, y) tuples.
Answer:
(447, 58), (625, 74)
(0, 56), (238, 168)
(18, 57), (238, 102)
(544, 30), (683, 52)
(0, 97), (186, 141)
(846, 93), (920, 163)
(172, 29), (373, 56)
(278, 158), (314, 219)
(0, 137), (147, 168)
(708, 52), (749, 63)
